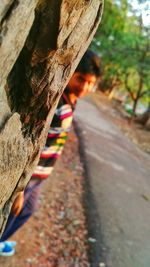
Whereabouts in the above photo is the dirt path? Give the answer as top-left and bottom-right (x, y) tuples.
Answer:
(0, 130), (90, 267)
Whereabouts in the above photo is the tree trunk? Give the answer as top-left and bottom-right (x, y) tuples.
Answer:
(132, 75), (143, 115)
(0, 0), (103, 234)
(134, 101), (150, 126)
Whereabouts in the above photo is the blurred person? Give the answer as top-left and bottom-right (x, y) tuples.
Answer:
(0, 50), (100, 256)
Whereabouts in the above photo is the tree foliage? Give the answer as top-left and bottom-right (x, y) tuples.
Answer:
(91, 0), (150, 116)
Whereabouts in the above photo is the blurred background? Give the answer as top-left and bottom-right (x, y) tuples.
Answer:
(91, 0), (150, 124)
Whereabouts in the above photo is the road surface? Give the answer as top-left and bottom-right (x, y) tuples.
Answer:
(75, 98), (150, 267)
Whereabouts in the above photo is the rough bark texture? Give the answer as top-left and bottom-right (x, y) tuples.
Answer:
(0, 0), (103, 234)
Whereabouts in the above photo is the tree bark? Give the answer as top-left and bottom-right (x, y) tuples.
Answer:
(0, 0), (103, 234)
(134, 101), (150, 126)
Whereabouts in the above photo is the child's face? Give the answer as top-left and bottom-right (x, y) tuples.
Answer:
(67, 72), (97, 98)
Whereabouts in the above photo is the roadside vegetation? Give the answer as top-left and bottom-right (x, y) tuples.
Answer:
(91, 0), (150, 127)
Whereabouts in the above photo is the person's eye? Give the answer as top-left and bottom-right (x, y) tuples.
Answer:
(78, 77), (84, 83)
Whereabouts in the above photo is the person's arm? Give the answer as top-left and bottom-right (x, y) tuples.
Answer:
(11, 191), (24, 216)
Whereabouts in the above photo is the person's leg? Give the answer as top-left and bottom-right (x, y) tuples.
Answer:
(0, 179), (42, 241)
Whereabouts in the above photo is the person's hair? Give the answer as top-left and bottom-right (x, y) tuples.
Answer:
(75, 49), (101, 78)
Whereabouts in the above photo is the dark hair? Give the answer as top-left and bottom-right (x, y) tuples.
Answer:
(75, 50), (101, 78)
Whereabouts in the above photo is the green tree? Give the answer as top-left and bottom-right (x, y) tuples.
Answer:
(91, 0), (150, 117)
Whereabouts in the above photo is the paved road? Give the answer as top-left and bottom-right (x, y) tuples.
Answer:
(74, 98), (150, 267)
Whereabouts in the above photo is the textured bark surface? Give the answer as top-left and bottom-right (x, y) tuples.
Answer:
(0, 0), (103, 234)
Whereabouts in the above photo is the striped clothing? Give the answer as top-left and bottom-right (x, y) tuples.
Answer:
(31, 93), (74, 180)
(0, 93), (75, 241)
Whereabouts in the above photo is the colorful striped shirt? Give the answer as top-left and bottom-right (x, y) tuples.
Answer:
(31, 93), (74, 180)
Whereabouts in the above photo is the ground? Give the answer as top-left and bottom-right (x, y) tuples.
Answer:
(90, 92), (150, 154)
(0, 131), (90, 267)
(0, 91), (149, 267)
